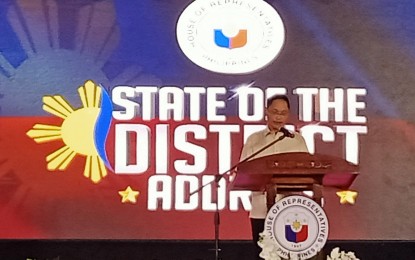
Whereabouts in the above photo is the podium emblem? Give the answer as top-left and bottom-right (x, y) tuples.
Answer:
(265, 196), (329, 259)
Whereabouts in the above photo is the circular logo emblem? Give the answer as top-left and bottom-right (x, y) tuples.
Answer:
(265, 196), (329, 259)
(176, 0), (285, 74)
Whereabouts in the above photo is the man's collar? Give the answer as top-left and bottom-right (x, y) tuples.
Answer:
(263, 127), (280, 136)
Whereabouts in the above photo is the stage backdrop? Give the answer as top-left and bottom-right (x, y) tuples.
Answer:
(0, 0), (414, 240)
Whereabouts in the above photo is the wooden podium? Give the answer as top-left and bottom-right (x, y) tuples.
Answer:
(231, 152), (359, 209)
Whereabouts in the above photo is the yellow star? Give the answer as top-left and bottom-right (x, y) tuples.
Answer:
(336, 190), (358, 205)
(119, 186), (139, 204)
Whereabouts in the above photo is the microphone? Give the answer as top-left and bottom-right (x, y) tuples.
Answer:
(280, 127), (294, 138)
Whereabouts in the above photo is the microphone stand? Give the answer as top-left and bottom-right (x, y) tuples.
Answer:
(190, 130), (289, 260)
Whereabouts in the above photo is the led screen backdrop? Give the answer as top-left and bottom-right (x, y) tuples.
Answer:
(0, 0), (414, 240)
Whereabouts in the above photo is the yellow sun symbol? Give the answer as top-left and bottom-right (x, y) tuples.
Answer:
(27, 80), (107, 183)
(292, 220), (301, 230)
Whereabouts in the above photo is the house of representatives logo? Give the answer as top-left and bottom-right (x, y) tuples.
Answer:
(265, 196), (329, 259)
(176, 0), (285, 74)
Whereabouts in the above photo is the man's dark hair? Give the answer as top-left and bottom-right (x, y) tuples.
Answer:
(266, 95), (290, 109)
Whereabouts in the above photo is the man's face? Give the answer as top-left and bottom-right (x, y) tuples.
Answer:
(265, 99), (290, 132)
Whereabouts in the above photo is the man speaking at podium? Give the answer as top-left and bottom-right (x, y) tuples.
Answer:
(239, 95), (309, 258)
